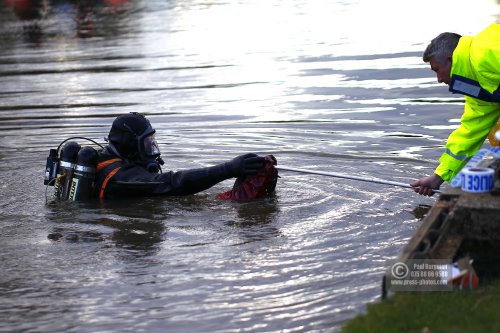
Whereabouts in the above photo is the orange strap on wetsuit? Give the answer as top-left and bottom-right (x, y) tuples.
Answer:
(97, 158), (122, 171)
(96, 158), (122, 200)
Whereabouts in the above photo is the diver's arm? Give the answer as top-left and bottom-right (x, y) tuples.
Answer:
(165, 164), (232, 196)
(162, 153), (266, 196)
(107, 153), (265, 197)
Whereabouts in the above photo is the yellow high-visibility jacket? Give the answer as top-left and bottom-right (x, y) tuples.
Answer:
(435, 23), (500, 182)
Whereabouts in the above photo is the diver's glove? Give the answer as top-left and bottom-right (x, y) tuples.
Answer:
(225, 153), (266, 177)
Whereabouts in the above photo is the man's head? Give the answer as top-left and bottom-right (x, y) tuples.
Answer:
(423, 32), (461, 85)
(108, 112), (163, 172)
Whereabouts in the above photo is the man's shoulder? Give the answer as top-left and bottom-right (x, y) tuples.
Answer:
(478, 24), (500, 38)
(98, 146), (120, 161)
(474, 24), (500, 54)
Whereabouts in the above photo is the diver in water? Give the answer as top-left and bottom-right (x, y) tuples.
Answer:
(95, 112), (266, 199)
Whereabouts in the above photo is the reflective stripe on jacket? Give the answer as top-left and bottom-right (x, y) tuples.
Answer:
(436, 24), (500, 181)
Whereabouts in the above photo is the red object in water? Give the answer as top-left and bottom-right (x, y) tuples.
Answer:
(217, 155), (278, 201)
(6, 0), (41, 20)
(105, 0), (128, 6)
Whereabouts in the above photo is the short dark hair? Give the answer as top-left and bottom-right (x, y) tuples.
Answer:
(423, 32), (461, 63)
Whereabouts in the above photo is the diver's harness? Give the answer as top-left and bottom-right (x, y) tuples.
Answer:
(95, 157), (123, 200)
(44, 137), (122, 203)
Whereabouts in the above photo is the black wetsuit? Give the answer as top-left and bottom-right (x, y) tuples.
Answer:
(94, 146), (253, 199)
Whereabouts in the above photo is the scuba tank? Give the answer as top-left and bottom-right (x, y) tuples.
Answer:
(44, 148), (59, 186)
(43, 136), (104, 203)
(54, 141), (81, 200)
(68, 146), (98, 201)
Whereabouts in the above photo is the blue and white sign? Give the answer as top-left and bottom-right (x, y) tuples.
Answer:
(461, 167), (494, 193)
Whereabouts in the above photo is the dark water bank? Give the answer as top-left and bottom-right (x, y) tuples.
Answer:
(341, 279), (500, 333)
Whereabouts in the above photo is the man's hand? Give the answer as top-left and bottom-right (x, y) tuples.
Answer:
(410, 174), (444, 196)
(226, 153), (265, 177)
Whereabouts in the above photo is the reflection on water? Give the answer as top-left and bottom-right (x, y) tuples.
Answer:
(1, 0), (499, 332)
(3, 0), (130, 42)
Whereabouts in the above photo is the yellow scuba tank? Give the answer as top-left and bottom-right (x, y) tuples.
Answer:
(54, 141), (81, 200)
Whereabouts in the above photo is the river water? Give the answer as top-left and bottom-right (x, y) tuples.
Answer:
(0, 0), (498, 332)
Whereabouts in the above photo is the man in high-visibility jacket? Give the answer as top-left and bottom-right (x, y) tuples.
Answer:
(411, 23), (500, 196)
